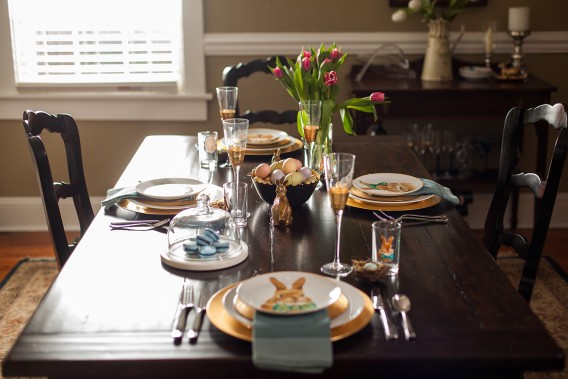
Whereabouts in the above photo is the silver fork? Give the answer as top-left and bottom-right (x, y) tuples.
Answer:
(373, 210), (448, 224)
(171, 278), (194, 344)
(110, 218), (170, 231)
(187, 287), (209, 343)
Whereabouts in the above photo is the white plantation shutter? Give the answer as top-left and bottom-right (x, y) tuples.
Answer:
(8, 0), (182, 86)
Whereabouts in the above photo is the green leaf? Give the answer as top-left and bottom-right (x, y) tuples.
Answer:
(321, 100), (334, 129)
(339, 108), (356, 135)
(296, 111), (304, 136)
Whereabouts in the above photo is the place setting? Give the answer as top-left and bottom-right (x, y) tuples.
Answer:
(219, 127), (303, 156)
(102, 177), (224, 216)
(206, 271), (374, 373)
(347, 172), (459, 211)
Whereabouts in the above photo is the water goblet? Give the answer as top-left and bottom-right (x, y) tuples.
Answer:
(222, 118), (249, 183)
(216, 87), (238, 168)
(321, 152), (356, 277)
(299, 100), (322, 172)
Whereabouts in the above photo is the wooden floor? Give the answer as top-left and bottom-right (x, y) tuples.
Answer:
(0, 230), (567, 282)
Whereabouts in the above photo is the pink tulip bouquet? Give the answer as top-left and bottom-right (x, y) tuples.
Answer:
(270, 43), (388, 137)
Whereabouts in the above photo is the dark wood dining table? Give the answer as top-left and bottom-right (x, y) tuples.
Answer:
(3, 134), (564, 379)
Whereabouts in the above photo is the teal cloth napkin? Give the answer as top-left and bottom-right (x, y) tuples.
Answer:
(101, 187), (140, 210)
(252, 309), (333, 373)
(414, 178), (459, 205)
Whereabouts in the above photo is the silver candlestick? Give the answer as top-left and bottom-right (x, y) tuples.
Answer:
(484, 52), (493, 68)
(508, 30), (530, 69)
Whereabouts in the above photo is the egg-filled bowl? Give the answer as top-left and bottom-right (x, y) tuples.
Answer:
(250, 158), (320, 207)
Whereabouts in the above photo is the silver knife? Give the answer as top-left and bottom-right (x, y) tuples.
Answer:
(187, 288), (208, 344)
(372, 287), (399, 340)
(171, 279), (193, 344)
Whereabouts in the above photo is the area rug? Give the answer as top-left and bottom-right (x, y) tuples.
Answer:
(0, 258), (57, 379)
(497, 255), (568, 379)
(0, 257), (566, 379)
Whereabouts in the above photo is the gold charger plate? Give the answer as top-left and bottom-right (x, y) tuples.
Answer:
(118, 185), (223, 215)
(350, 186), (433, 205)
(218, 137), (303, 156)
(118, 199), (188, 215)
(347, 193), (442, 211)
(207, 283), (374, 342)
(246, 137), (292, 151)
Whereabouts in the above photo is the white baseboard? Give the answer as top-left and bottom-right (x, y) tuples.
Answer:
(1, 193), (568, 232)
(0, 197), (103, 232)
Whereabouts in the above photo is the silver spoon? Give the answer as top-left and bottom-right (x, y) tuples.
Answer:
(392, 294), (416, 340)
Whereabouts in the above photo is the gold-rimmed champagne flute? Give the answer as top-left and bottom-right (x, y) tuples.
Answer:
(321, 152), (356, 277)
(299, 100), (321, 172)
(216, 87), (238, 168)
(222, 118), (249, 183)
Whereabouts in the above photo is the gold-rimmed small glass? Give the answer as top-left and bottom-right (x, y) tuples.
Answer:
(216, 87), (238, 168)
(321, 152), (356, 277)
(222, 118), (249, 183)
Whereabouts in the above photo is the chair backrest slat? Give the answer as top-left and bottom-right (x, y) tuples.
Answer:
(222, 56), (297, 125)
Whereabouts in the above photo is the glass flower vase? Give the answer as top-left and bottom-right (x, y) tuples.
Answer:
(304, 122), (333, 176)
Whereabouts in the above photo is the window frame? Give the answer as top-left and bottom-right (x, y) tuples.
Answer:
(0, 0), (210, 121)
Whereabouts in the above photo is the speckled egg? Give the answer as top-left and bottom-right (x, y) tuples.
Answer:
(284, 171), (304, 186)
(282, 158), (299, 174)
(269, 160), (283, 172)
(271, 169), (285, 183)
(364, 262), (378, 271)
(254, 163), (271, 179)
(298, 167), (312, 181)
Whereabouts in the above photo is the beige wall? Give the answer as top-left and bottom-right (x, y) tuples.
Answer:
(1, 0), (567, 198)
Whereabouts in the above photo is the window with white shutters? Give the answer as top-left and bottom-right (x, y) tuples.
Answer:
(8, 0), (182, 86)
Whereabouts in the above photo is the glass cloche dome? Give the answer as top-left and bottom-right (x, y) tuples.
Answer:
(162, 193), (248, 271)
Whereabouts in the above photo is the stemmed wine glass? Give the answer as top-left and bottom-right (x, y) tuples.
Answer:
(216, 87), (238, 168)
(299, 100), (321, 171)
(321, 152), (356, 277)
(222, 118), (249, 183)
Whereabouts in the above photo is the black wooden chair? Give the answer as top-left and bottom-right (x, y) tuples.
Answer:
(222, 55), (297, 125)
(482, 103), (568, 302)
(23, 110), (95, 269)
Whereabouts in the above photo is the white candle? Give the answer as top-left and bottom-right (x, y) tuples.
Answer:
(485, 26), (494, 53)
(508, 7), (530, 31)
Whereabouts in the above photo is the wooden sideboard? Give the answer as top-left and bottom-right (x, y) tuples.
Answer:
(349, 63), (557, 226)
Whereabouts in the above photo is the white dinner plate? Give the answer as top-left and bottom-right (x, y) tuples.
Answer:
(246, 128), (288, 145)
(348, 192), (434, 206)
(136, 178), (206, 200)
(223, 280), (364, 329)
(235, 271), (342, 315)
(353, 173), (423, 197)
